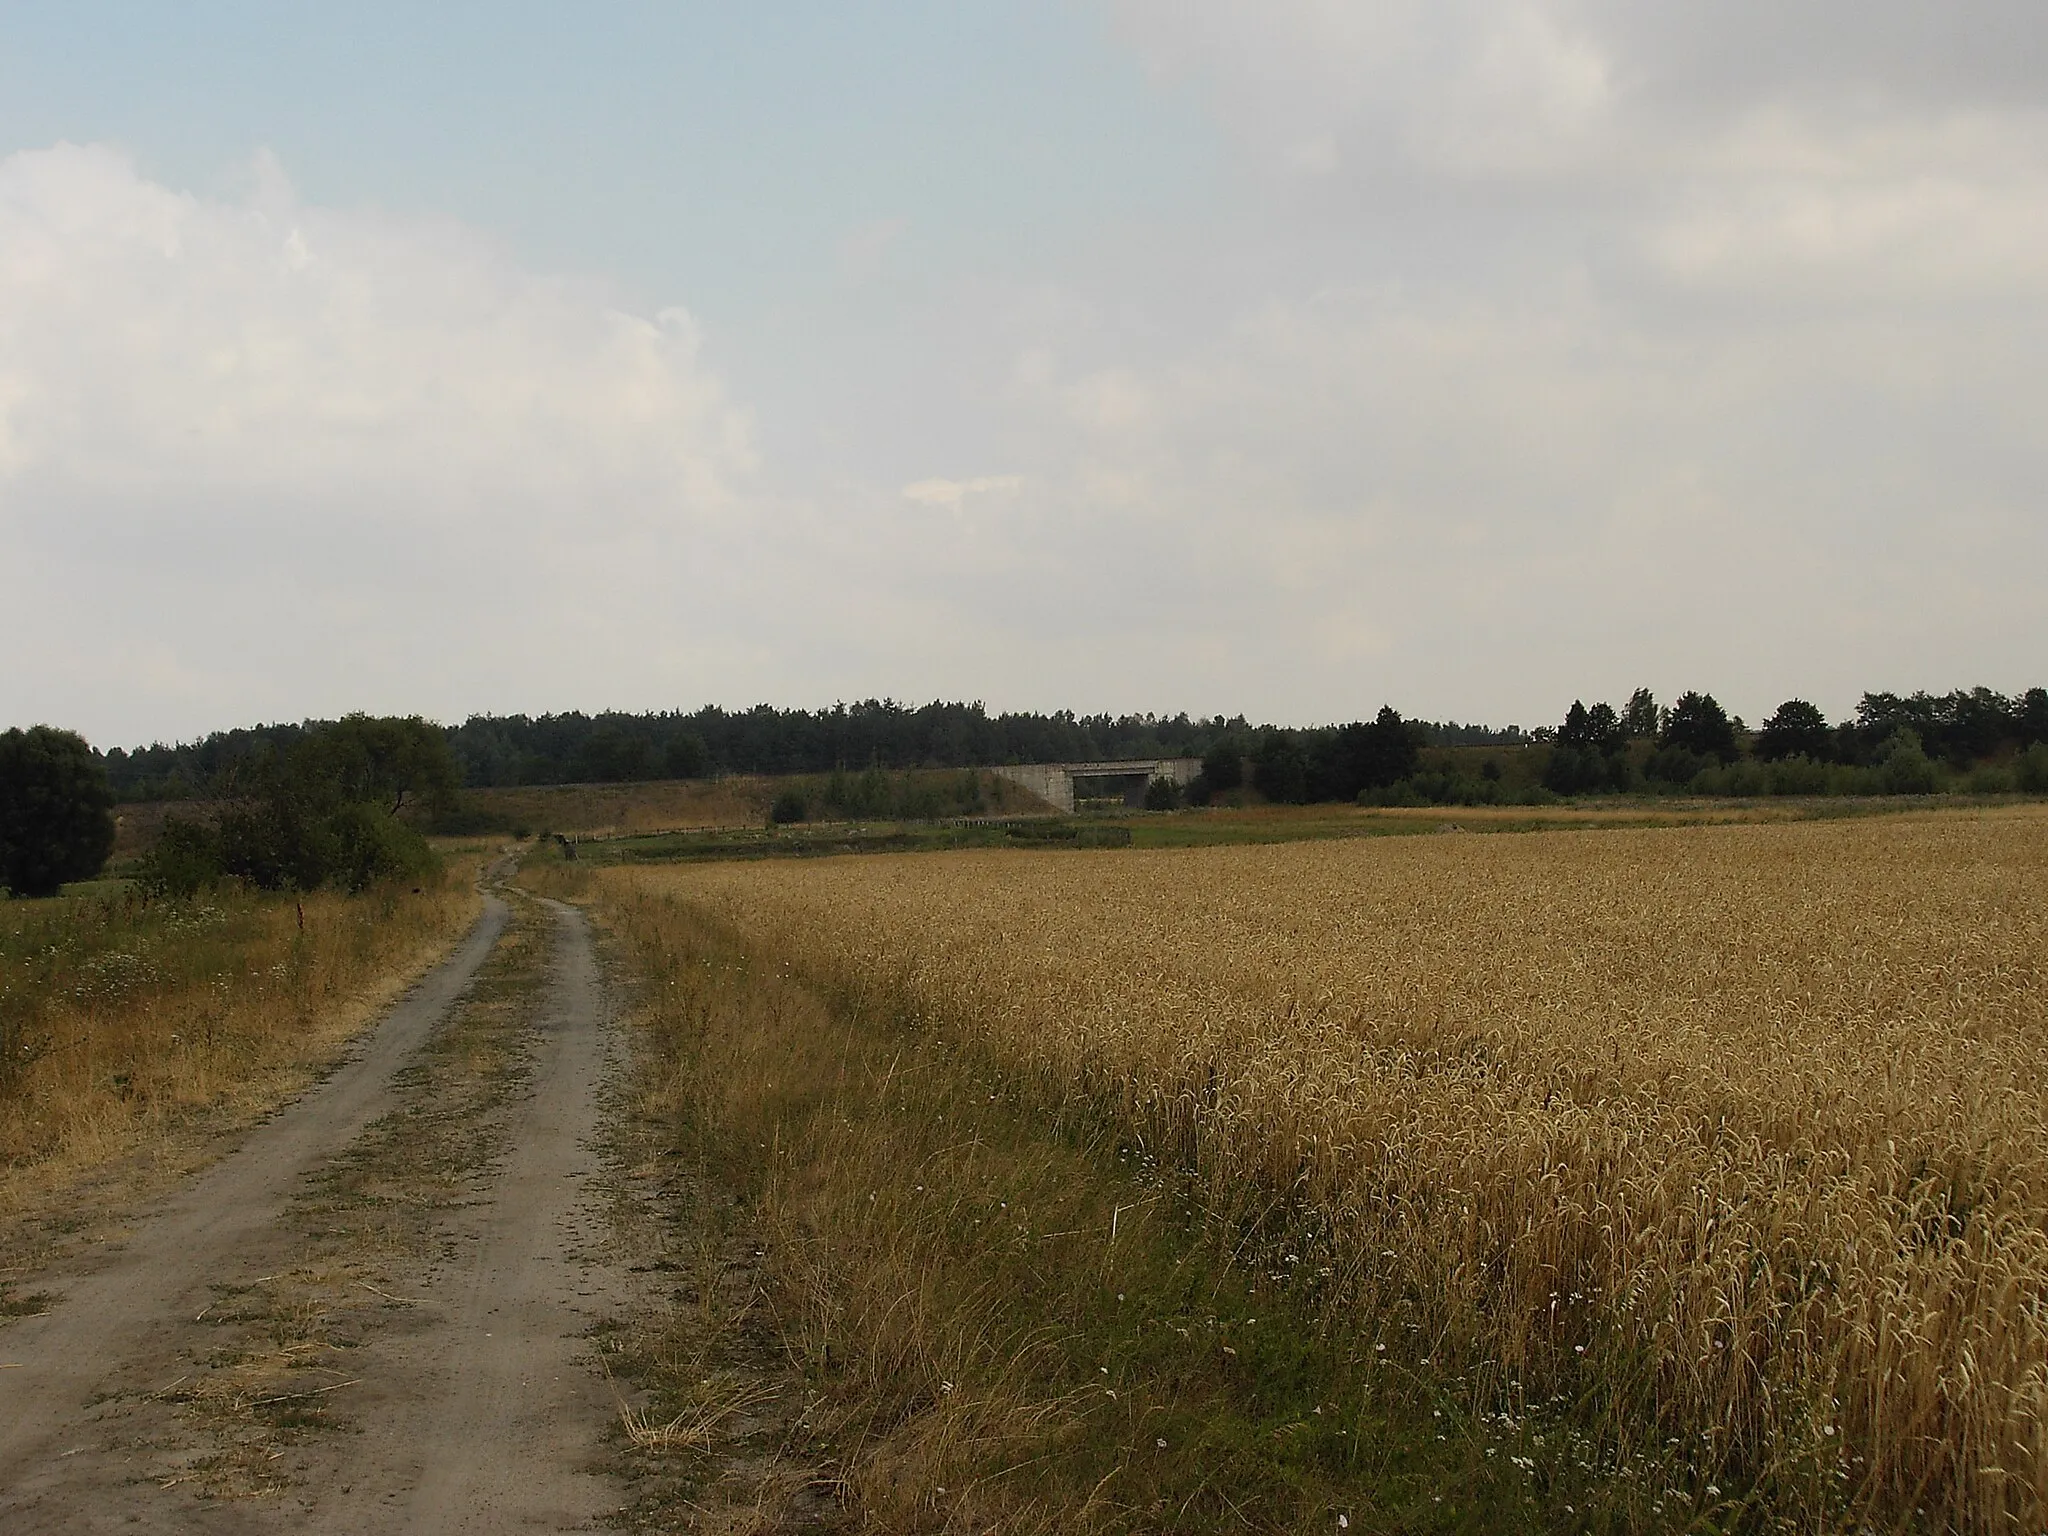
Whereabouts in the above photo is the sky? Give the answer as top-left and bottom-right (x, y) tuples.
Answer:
(2, 1), (2045, 747)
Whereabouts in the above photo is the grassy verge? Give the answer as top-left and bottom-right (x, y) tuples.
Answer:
(0, 843), (491, 1268)
(544, 863), (1705, 1534)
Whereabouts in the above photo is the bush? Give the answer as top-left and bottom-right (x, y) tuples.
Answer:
(1645, 745), (1712, 787)
(2018, 743), (2048, 794)
(1877, 732), (1941, 796)
(1766, 756), (1832, 796)
(328, 803), (439, 892)
(769, 790), (809, 825)
(140, 817), (224, 898)
(1689, 760), (1767, 797)
(1968, 763), (2016, 795)
(1542, 745), (1631, 796)
(0, 726), (116, 897)
(1143, 776), (1182, 811)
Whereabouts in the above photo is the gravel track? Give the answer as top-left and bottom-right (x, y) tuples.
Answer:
(0, 889), (634, 1533)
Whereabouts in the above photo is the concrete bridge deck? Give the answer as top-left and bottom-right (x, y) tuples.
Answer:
(992, 758), (1201, 813)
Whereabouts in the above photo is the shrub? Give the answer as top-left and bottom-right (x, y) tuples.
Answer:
(1766, 756), (1831, 796)
(1542, 745), (1631, 796)
(2018, 743), (2048, 794)
(140, 817), (224, 898)
(1645, 745), (1712, 787)
(1968, 763), (2016, 795)
(0, 726), (116, 898)
(328, 803), (439, 892)
(769, 790), (809, 825)
(1877, 732), (1941, 796)
(1143, 776), (1182, 811)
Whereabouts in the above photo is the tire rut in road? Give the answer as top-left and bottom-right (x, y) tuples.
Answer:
(295, 895), (631, 1533)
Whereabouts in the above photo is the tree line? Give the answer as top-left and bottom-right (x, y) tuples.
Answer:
(101, 701), (1531, 800)
(0, 717), (455, 899)
(1525, 686), (2048, 802)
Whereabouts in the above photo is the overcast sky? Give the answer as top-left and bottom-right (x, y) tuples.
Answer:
(3, 2), (2044, 747)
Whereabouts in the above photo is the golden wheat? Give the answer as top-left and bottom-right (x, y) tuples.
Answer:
(595, 806), (2048, 1531)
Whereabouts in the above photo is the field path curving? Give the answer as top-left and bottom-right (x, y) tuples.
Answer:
(0, 888), (641, 1533)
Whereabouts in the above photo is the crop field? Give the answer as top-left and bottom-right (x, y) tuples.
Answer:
(592, 806), (2048, 1530)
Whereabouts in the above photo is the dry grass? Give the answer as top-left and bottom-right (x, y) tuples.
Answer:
(470, 777), (771, 838)
(0, 850), (486, 1239)
(590, 806), (2048, 1531)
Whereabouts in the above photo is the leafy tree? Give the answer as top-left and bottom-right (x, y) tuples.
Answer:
(1558, 701), (1623, 753)
(314, 714), (461, 817)
(1201, 739), (1245, 792)
(1252, 732), (1309, 804)
(138, 717), (440, 894)
(1557, 701), (1595, 748)
(1622, 688), (1659, 739)
(0, 726), (117, 897)
(769, 789), (808, 825)
(571, 725), (656, 783)
(1660, 692), (1737, 762)
(666, 731), (710, 779)
(1314, 707), (1420, 801)
(2021, 688), (2048, 747)
(1755, 700), (1833, 762)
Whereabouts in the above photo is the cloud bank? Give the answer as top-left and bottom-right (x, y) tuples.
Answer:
(0, 144), (759, 740)
(4, 5), (2047, 743)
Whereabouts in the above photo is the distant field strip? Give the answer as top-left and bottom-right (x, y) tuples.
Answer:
(602, 807), (2048, 1531)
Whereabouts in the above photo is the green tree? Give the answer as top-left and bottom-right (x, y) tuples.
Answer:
(1622, 688), (1659, 738)
(2020, 688), (2048, 747)
(1200, 738), (1245, 792)
(314, 714), (461, 817)
(1315, 707), (1419, 801)
(1660, 691), (1738, 762)
(1755, 700), (1833, 762)
(139, 717), (442, 895)
(665, 731), (710, 779)
(0, 726), (117, 897)
(1252, 732), (1309, 804)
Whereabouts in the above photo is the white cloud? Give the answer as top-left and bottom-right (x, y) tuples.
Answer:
(901, 475), (1024, 509)
(0, 144), (757, 739)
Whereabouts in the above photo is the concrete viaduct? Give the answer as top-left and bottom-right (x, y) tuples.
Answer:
(992, 758), (1201, 813)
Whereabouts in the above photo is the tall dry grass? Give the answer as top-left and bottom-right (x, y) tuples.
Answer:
(0, 856), (483, 1225)
(594, 807), (2048, 1531)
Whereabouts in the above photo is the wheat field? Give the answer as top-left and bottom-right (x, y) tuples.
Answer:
(599, 806), (2048, 1530)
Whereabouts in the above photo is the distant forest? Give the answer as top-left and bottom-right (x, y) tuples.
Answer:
(99, 701), (1527, 802)
(95, 687), (2048, 806)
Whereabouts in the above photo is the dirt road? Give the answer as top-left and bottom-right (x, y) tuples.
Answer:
(0, 889), (639, 1532)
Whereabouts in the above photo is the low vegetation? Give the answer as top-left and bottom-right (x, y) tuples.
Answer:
(566, 808), (2048, 1531)
(0, 853), (482, 1231)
